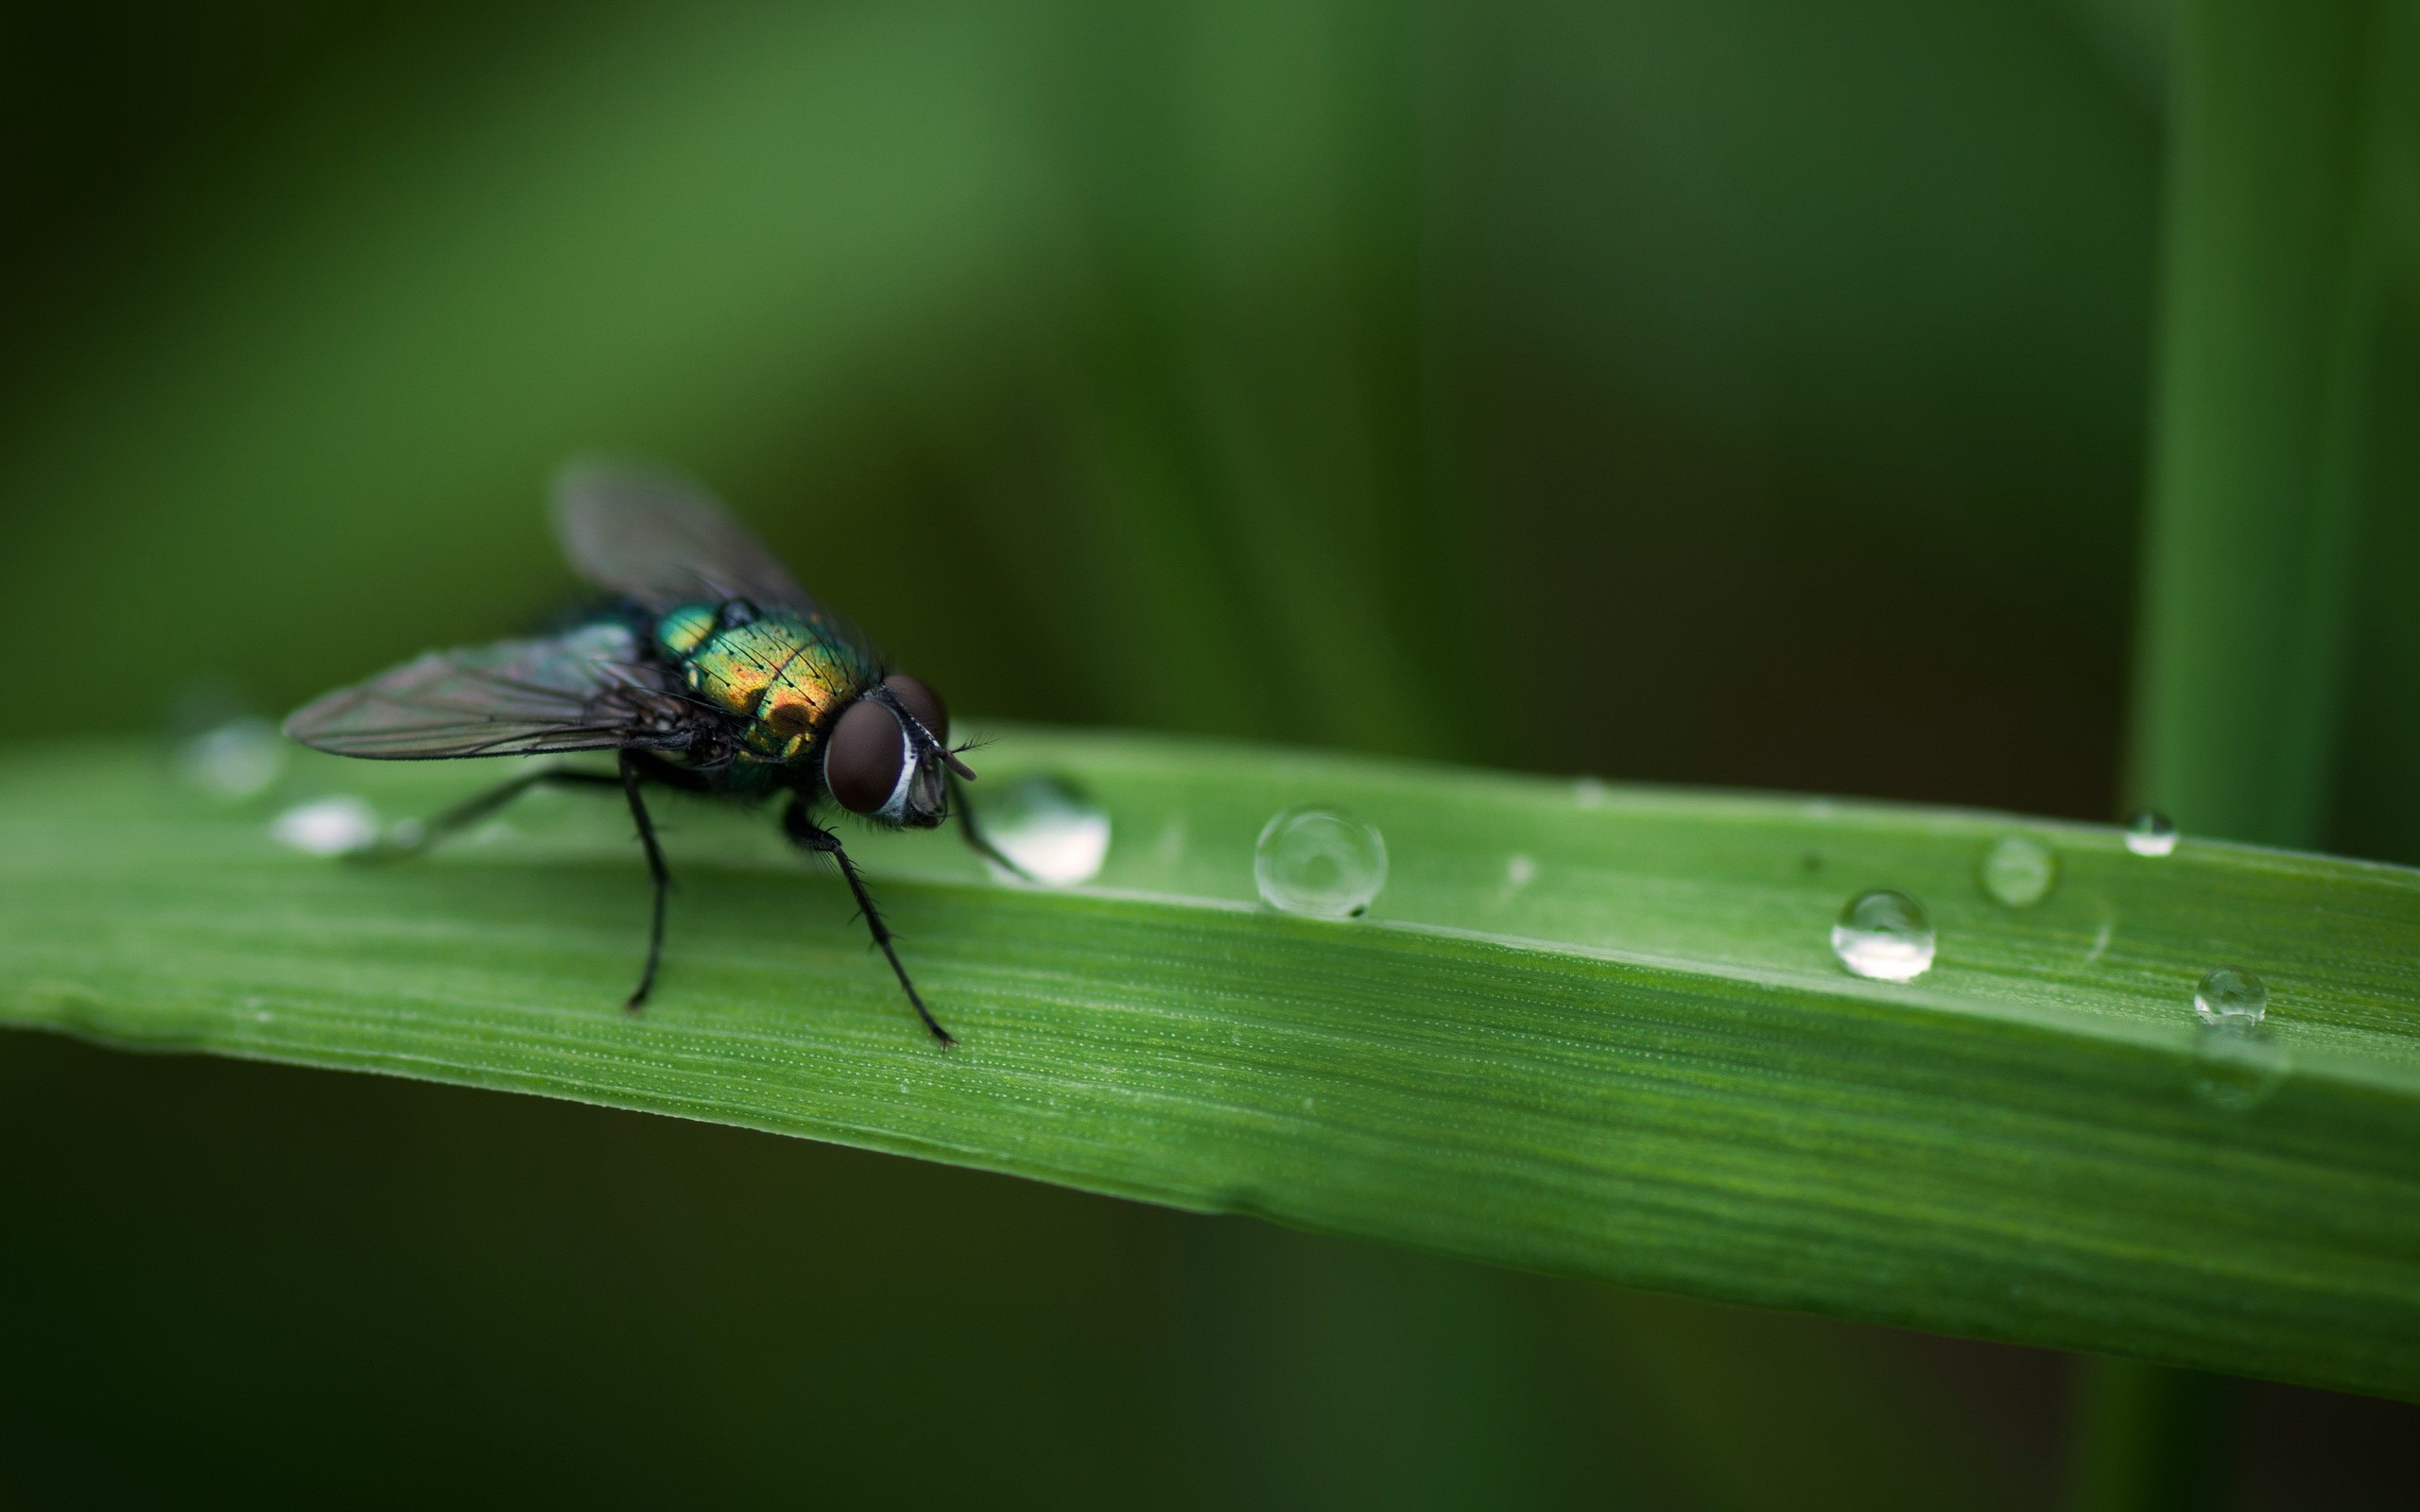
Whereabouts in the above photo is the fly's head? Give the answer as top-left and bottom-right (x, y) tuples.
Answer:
(821, 675), (971, 829)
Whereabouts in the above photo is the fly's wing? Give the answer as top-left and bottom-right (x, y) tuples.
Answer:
(284, 623), (686, 760)
(551, 457), (819, 614)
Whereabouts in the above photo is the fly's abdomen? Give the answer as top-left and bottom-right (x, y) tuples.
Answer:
(669, 608), (873, 763)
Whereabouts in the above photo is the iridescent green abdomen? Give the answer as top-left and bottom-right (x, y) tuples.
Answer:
(659, 605), (877, 764)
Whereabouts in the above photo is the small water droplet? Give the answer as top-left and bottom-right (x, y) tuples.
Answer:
(2193, 966), (2267, 1026)
(1979, 835), (2057, 907)
(980, 776), (1110, 885)
(1254, 806), (1387, 919)
(2192, 1021), (2289, 1111)
(176, 716), (286, 800)
(1572, 777), (1607, 809)
(2124, 809), (2178, 857)
(1506, 853), (1537, 889)
(270, 796), (380, 856)
(1830, 889), (1935, 982)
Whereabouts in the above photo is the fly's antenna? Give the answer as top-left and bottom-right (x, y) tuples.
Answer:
(869, 684), (976, 780)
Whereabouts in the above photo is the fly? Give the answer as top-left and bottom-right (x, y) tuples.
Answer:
(284, 458), (1020, 1046)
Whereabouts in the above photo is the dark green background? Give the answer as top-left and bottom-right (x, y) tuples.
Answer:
(2, 0), (2413, 1503)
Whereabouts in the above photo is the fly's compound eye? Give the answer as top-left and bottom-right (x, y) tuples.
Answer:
(882, 674), (948, 745)
(825, 697), (905, 814)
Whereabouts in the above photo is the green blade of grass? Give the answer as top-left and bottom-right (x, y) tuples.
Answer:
(2126, 0), (2394, 850)
(5, 726), (2419, 1398)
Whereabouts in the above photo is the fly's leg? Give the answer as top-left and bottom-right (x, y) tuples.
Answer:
(946, 769), (1032, 881)
(367, 753), (689, 1012)
(618, 749), (673, 1012)
(366, 766), (624, 858)
(782, 797), (957, 1047)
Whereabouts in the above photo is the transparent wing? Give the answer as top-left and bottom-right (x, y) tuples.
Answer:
(551, 456), (818, 614)
(284, 623), (686, 760)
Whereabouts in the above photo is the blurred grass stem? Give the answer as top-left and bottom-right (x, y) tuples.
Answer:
(2099, 0), (2396, 1504)
(2124, 0), (2390, 848)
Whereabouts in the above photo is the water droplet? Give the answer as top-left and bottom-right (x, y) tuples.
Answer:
(1505, 854), (1537, 889)
(2124, 809), (2178, 857)
(1979, 835), (2057, 907)
(1830, 889), (1935, 982)
(979, 775), (1109, 885)
(2193, 966), (2267, 1026)
(1254, 806), (1387, 919)
(176, 716), (286, 800)
(2192, 1021), (2289, 1111)
(270, 796), (380, 856)
(1572, 777), (1607, 809)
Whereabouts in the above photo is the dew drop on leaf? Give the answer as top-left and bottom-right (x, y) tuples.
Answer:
(1254, 806), (1387, 919)
(1831, 889), (1935, 982)
(2194, 966), (2267, 1026)
(177, 716), (286, 800)
(270, 796), (380, 856)
(2125, 809), (2178, 857)
(981, 775), (1110, 885)
(1979, 835), (2057, 907)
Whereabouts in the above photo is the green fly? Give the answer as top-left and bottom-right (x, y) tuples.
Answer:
(285, 459), (1016, 1045)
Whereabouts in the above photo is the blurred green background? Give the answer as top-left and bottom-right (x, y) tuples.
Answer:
(3, 0), (2415, 1504)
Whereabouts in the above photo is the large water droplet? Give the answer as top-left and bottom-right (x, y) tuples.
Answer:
(2193, 966), (2267, 1026)
(2192, 1021), (2289, 1111)
(2124, 809), (2178, 857)
(1254, 806), (1387, 919)
(979, 775), (1110, 885)
(1979, 835), (2057, 908)
(1831, 889), (1935, 982)
(176, 716), (286, 800)
(270, 796), (380, 856)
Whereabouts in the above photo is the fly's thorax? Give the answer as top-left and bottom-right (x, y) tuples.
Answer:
(655, 605), (719, 659)
(668, 607), (875, 763)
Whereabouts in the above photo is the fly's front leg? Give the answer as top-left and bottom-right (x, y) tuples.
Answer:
(782, 797), (956, 1047)
(946, 769), (1032, 881)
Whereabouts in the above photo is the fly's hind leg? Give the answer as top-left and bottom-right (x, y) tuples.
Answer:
(371, 751), (692, 1014)
(368, 765), (625, 859)
(782, 797), (957, 1047)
